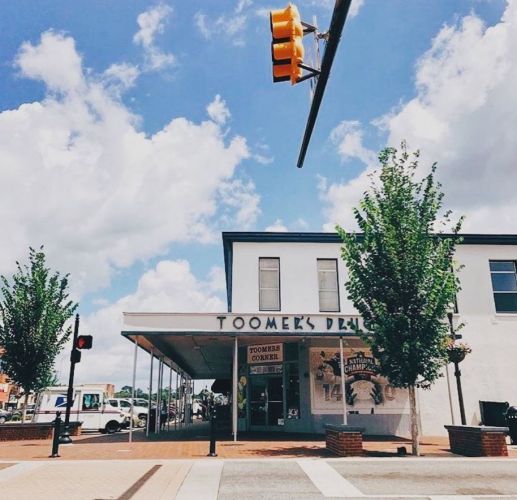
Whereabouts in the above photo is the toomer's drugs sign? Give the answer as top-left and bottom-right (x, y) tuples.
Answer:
(247, 343), (283, 364)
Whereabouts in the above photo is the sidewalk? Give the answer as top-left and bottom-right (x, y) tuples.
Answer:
(2, 456), (517, 500)
(0, 424), (515, 460)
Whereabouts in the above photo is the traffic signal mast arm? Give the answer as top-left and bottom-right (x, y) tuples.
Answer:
(297, 0), (353, 168)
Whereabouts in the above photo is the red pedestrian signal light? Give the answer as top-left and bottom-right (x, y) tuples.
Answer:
(270, 4), (305, 84)
(76, 335), (93, 350)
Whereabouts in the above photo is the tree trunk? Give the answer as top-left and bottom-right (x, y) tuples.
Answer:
(22, 392), (29, 424)
(408, 385), (420, 456)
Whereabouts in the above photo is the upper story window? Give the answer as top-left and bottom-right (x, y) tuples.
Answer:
(490, 260), (517, 313)
(317, 259), (340, 312)
(259, 258), (280, 311)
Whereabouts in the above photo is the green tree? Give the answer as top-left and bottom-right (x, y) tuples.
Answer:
(0, 247), (78, 421)
(337, 143), (463, 455)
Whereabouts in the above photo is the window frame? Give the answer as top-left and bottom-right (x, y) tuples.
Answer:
(489, 260), (517, 313)
(82, 393), (101, 411)
(316, 258), (341, 313)
(258, 257), (281, 312)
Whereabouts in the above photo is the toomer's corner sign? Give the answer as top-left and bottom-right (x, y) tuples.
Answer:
(123, 312), (366, 336)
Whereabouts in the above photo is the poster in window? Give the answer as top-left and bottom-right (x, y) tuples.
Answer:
(309, 348), (406, 414)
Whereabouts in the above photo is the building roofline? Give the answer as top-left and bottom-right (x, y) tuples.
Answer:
(222, 231), (517, 245)
(221, 231), (517, 312)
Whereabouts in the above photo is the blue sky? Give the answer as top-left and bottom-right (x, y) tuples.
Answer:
(0, 0), (514, 387)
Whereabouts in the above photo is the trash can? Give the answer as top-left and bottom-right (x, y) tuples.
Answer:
(479, 401), (509, 427)
(505, 406), (517, 444)
(148, 408), (156, 434)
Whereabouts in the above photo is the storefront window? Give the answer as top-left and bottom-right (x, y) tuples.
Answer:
(284, 343), (299, 362)
(286, 362), (300, 419)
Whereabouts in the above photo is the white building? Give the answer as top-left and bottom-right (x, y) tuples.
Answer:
(122, 232), (517, 437)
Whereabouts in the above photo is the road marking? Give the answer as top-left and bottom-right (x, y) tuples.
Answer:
(429, 497), (474, 500)
(175, 460), (223, 500)
(298, 459), (363, 497)
(0, 462), (44, 483)
(117, 464), (162, 500)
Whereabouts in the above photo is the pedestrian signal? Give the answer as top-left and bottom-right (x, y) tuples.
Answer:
(76, 335), (93, 350)
(270, 4), (305, 84)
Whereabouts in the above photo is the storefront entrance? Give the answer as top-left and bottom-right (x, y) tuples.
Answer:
(249, 375), (284, 431)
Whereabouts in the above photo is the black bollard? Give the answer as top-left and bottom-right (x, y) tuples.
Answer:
(207, 405), (217, 457)
(50, 411), (62, 458)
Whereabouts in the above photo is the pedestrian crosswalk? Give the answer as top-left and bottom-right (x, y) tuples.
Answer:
(1, 458), (517, 499)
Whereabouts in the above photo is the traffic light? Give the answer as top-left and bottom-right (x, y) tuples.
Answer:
(76, 335), (93, 350)
(270, 4), (305, 84)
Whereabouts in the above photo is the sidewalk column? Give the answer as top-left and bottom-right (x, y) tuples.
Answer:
(175, 370), (179, 430)
(146, 348), (154, 437)
(339, 337), (347, 425)
(179, 372), (184, 428)
(232, 336), (238, 441)
(156, 357), (162, 434)
(129, 337), (138, 444)
(167, 364), (172, 431)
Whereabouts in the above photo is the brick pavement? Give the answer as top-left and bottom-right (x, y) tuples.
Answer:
(0, 420), (515, 460)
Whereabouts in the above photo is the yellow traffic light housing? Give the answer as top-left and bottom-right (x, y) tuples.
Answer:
(270, 4), (305, 84)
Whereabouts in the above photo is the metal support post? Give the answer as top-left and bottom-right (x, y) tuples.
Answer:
(49, 411), (62, 458)
(207, 401), (217, 457)
(60, 314), (80, 444)
(129, 338), (138, 444)
(146, 349), (154, 437)
(156, 357), (162, 434)
(167, 365), (172, 431)
(454, 362), (467, 425)
(445, 364), (455, 425)
(232, 337), (238, 441)
(339, 337), (347, 425)
(175, 370), (179, 430)
(179, 373), (184, 427)
(448, 312), (467, 425)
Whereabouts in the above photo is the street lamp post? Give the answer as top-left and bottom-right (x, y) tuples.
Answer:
(447, 312), (467, 425)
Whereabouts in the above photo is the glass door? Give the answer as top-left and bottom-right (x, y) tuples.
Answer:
(249, 375), (284, 430)
(250, 377), (267, 426)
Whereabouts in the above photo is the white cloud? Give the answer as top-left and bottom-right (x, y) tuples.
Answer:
(330, 120), (377, 166)
(64, 260), (226, 390)
(206, 95), (231, 126)
(322, 1), (517, 234)
(348, 0), (365, 18)
(265, 219), (288, 232)
(303, 0), (365, 18)
(217, 179), (261, 229)
(133, 4), (175, 71)
(0, 31), (255, 295)
(15, 31), (84, 93)
(103, 63), (140, 92)
(194, 1), (253, 47)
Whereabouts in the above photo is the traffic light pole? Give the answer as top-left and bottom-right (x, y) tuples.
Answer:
(297, 0), (353, 168)
(59, 313), (80, 444)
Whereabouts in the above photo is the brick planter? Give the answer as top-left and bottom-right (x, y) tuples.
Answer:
(445, 425), (508, 457)
(0, 422), (82, 441)
(325, 424), (364, 457)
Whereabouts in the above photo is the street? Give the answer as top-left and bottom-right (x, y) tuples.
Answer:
(1, 458), (517, 500)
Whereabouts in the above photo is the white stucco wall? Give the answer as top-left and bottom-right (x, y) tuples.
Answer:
(230, 240), (517, 436)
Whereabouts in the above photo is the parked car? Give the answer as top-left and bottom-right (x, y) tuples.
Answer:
(0, 409), (13, 424)
(108, 398), (148, 428)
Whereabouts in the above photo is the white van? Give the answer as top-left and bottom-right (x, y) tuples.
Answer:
(33, 385), (127, 433)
